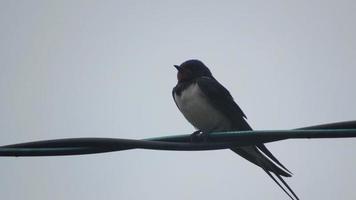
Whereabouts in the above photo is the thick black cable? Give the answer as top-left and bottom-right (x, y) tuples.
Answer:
(0, 121), (356, 157)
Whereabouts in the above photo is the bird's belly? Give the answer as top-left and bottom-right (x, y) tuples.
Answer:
(174, 84), (231, 132)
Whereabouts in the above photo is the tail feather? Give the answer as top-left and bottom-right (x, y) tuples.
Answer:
(257, 144), (292, 175)
(231, 146), (291, 177)
(232, 118), (293, 176)
(231, 146), (299, 199)
(273, 171), (299, 199)
(263, 168), (299, 200)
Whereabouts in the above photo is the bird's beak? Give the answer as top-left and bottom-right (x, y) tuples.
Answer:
(174, 65), (181, 71)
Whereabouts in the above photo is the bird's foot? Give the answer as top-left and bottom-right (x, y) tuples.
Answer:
(190, 130), (209, 142)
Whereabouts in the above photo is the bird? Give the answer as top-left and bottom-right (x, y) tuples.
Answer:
(172, 59), (299, 200)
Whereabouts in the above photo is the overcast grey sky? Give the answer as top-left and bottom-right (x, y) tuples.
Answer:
(1, 1), (356, 200)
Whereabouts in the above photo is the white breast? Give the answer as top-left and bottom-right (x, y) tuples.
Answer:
(174, 83), (231, 132)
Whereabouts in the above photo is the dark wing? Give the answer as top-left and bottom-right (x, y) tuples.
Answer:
(196, 77), (251, 130)
(197, 77), (298, 199)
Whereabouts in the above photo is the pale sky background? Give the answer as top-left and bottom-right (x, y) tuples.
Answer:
(1, 1), (356, 200)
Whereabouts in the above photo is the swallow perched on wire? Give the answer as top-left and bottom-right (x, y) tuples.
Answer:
(172, 59), (299, 200)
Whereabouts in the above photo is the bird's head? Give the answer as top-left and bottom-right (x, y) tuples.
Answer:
(174, 59), (213, 83)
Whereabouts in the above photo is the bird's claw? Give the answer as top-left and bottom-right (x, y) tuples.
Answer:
(190, 130), (209, 142)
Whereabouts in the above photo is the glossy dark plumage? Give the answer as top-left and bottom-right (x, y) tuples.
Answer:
(172, 59), (298, 200)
